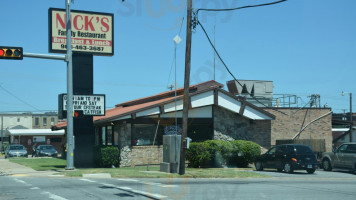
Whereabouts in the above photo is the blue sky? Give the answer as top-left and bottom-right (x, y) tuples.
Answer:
(0, 0), (355, 113)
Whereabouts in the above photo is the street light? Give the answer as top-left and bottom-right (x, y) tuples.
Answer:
(342, 91), (353, 142)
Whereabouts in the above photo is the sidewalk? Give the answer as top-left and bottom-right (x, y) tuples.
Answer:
(0, 158), (58, 177)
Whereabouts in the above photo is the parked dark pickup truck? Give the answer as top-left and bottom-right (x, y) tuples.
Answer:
(321, 143), (356, 174)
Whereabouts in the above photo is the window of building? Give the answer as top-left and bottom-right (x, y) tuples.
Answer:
(35, 118), (39, 126)
(132, 124), (163, 146)
(114, 125), (119, 146)
(43, 118), (47, 126)
(101, 127), (106, 145)
(17, 118), (20, 122)
(50, 138), (62, 143)
(107, 126), (113, 146)
(187, 124), (214, 142)
(95, 127), (100, 145)
(51, 117), (55, 123)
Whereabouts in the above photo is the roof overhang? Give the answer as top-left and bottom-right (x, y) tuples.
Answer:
(94, 88), (274, 125)
(54, 82), (276, 128)
(8, 129), (65, 136)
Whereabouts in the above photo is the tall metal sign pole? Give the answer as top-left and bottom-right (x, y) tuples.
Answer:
(179, 0), (193, 175)
(65, 0), (74, 170)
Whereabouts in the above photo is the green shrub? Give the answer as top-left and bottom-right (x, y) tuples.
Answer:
(186, 142), (210, 168)
(203, 140), (234, 167)
(2, 142), (9, 152)
(229, 140), (261, 167)
(186, 140), (234, 168)
(93, 146), (120, 168)
(186, 140), (261, 168)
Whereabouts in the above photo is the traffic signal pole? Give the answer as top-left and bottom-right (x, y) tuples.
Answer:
(23, 53), (65, 60)
(65, 0), (75, 170)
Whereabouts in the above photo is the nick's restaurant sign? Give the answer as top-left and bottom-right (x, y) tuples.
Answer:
(49, 8), (114, 56)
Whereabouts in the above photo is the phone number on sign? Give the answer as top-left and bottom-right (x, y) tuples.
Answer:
(60, 44), (104, 51)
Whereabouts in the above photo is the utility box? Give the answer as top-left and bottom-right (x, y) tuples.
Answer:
(160, 135), (181, 173)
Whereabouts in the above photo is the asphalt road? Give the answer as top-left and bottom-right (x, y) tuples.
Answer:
(252, 168), (356, 178)
(0, 170), (355, 200)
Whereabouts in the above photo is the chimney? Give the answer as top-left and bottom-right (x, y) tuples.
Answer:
(226, 80), (239, 95)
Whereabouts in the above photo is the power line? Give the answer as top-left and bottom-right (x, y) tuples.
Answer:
(197, 21), (288, 115)
(196, 0), (287, 14)
(193, 0), (288, 115)
(0, 84), (41, 111)
(0, 110), (56, 114)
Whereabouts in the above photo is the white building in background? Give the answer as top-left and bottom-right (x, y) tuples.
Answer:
(0, 112), (59, 144)
(1, 113), (33, 144)
(332, 128), (356, 145)
(0, 113), (33, 130)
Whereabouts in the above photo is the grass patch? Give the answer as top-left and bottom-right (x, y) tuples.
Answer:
(9, 158), (66, 171)
(9, 158), (270, 178)
(63, 166), (270, 178)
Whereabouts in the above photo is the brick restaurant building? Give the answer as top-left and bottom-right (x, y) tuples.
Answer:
(55, 80), (332, 167)
(56, 81), (275, 167)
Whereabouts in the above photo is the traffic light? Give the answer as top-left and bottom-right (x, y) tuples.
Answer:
(73, 110), (84, 118)
(0, 46), (23, 60)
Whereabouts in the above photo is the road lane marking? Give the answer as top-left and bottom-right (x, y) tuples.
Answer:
(13, 178), (32, 187)
(160, 185), (179, 188)
(116, 179), (178, 188)
(49, 175), (65, 177)
(141, 181), (178, 188)
(116, 186), (132, 190)
(129, 189), (168, 199)
(115, 186), (168, 199)
(82, 173), (111, 178)
(11, 174), (29, 177)
(14, 178), (26, 184)
(41, 192), (68, 200)
(143, 182), (161, 186)
(97, 181), (169, 199)
(30, 187), (40, 190)
(116, 178), (140, 182)
(80, 178), (96, 183)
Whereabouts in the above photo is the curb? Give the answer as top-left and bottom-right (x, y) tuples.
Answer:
(82, 173), (112, 179)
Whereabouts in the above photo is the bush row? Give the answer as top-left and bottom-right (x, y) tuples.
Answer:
(186, 140), (261, 168)
(1, 142), (9, 152)
(93, 146), (120, 168)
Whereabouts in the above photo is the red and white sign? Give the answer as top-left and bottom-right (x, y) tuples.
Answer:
(49, 8), (114, 56)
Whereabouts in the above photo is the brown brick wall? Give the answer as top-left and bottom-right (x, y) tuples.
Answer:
(264, 108), (332, 152)
(251, 120), (272, 149)
(130, 145), (163, 166)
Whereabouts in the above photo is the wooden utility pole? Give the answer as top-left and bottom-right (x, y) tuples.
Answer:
(179, 0), (193, 175)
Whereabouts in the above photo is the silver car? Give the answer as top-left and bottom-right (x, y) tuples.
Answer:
(5, 144), (28, 158)
(321, 143), (356, 174)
